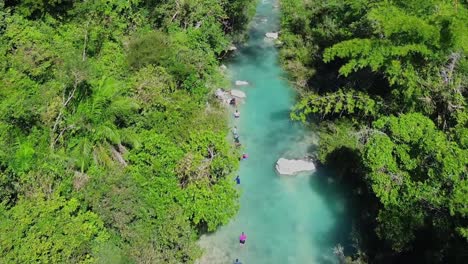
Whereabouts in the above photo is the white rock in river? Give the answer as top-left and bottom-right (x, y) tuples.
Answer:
(220, 64), (227, 70)
(230, 89), (246, 98)
(228, 45), (237, 51)
(215, 88), (231, 104)
(275, 158), (315, 175)
(235, 80), (249, 86)
(215, 88), (226, 98)
(265, 32), (279, 39)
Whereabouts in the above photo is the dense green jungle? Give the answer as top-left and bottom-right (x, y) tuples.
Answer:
(0, 0), (255, 262)
(281, 0), (467, 263)
(0, 0), (466, 263)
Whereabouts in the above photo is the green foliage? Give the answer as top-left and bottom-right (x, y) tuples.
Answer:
(363, 113), (467, 251)
(323, 39), (433, 82)
(282, 0), (468, 261)
(367, 5), (439, 45)
(182, 178), (239, 231)
(0, 196), (108, 263)
(291, 90), (380, 122)
(316, 120), (360, 164)
(180, 130), (239, 183)
(0, 0), (254, 262)
(127, 31), (174, 69)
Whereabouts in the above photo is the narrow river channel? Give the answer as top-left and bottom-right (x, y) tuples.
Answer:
(198, 1), (349, 263)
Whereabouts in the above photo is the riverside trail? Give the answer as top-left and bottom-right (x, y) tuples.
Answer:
(198, 0), (350, 263)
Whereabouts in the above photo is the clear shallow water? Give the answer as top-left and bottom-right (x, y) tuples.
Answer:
(198, 1), (348, 263)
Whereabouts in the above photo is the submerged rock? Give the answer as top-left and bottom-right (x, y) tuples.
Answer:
(230, 89), (246, 98)
(228, 45), (237, 51)
(265, 32), (279, 39)
(220, 64), (227, 70)
(275, 158), (315, 175)
(235, 80), (249, 86)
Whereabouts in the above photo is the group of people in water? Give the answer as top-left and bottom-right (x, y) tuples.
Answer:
(233, 125), (240, 146)
(232, 111), (240, 146)
(232, 113), (248, 182)
(231, 106), (248, 264)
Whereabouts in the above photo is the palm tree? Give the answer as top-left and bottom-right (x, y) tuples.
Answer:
(54, 76), (139, 172)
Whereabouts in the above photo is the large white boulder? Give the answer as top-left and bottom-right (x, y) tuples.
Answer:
(235, 80), (249, 86)
(265, 32), (279, 39)
(230, 89), (246, 98)
(275, 158), (315, 175)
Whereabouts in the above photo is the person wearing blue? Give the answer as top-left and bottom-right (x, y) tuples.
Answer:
(235, 175), (240, 184)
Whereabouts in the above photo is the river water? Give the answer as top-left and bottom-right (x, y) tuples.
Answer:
(198, 1), (349, 263)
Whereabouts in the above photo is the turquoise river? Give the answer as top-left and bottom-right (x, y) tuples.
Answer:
(198, 0), (350, 263)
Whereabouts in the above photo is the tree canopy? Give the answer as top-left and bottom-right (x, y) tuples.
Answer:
(281, 0), (467, 262)
(0, 0), (255, 262)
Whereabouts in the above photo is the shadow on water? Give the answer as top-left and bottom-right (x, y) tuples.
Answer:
(259, 122), (303, 148)
(309, 167), (355, 257)
(269, 109), (292, 121)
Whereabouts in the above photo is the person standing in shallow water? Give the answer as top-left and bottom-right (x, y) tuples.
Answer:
(234, 109), (240, 118)
(234, 258), (242, 264)
(239, 232), (247, 245)
(235, 175), (240, 185)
